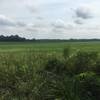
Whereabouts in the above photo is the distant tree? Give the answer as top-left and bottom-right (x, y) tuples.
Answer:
(0, 35), (26, 42)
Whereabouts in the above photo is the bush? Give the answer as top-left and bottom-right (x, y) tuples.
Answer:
(77, 72), (100, 100)
(44, 57), (67, 76)
(73, 51), (98, 74)
(94, 60), (100, 75)
(63, 47), (70, 59)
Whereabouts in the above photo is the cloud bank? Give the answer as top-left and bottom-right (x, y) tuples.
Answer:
(0, 0), (100, 39)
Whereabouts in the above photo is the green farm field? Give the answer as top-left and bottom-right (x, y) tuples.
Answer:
(0, 41), (100, 53)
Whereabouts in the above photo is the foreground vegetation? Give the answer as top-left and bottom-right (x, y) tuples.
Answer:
(0, 46), (100, 100)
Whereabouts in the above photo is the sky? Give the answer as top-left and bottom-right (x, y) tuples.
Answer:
(0, 0), (100, 39)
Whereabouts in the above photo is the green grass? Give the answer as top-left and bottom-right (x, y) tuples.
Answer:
(0, 41), (100, 53)
(0, 41), (100, 100)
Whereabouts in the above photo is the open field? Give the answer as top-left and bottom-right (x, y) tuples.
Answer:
(0, 41), (100, 53)
(0, 41), (100, 100)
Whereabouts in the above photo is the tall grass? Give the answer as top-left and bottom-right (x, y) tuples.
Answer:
(0, 48), (100, 100)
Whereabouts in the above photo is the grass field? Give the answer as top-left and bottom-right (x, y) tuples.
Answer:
(0, 41), (100, 100)
(0, 41), (100, 53)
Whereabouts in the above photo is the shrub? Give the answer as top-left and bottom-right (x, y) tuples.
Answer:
(73, 51), (98, 74)
(63, 47), (70, 59)
(44, 57), (67, 76)
(77, 72), (100, 100)
(94, 60), (100, 75)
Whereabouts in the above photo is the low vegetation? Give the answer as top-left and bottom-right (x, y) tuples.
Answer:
(0, 47), (100, 100)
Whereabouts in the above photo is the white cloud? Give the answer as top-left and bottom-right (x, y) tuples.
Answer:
(0, 15), (16, 27)
(0, 15), (26, 28)
(51, 19), (66, 29)
(0, 0), (100, 39)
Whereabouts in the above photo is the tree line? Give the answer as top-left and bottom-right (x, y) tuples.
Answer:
(0, 35), (100, 42)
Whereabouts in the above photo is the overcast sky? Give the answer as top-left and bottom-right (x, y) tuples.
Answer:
(0, 0), (100, 39)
